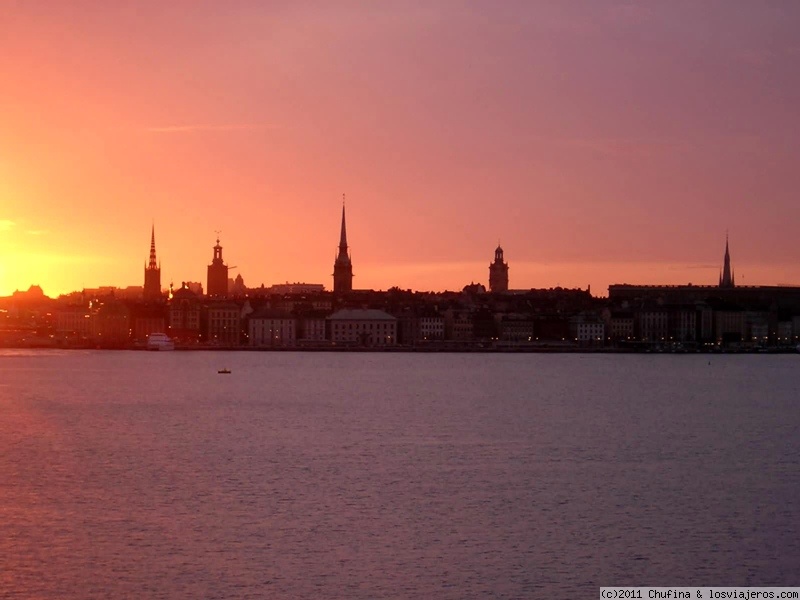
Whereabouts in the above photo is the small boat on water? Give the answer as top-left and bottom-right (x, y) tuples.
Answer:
(218, 368), (232, 374)
(146, 333), (175, 351)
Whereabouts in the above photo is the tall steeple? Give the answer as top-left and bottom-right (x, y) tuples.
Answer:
(333, 194), (353, 294)
(720, 232), (735, 288)
(338, 196), (349, 255)
(148, 224), (158, 269)
(143, 223), (162, 300)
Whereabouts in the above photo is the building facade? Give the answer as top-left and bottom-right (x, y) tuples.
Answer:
(169, 284), (202, 343)
(207, 302), (241, 346)
(249, 310), (296, 347)
(327, 309), (396, 345)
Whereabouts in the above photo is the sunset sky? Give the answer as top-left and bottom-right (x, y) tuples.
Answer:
(2, 1), (799, 297)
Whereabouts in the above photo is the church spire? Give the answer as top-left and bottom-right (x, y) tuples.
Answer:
(143, 222), (162, 300)
(148, 223), (158, 269)
(333, 194), (353, 294)
(720, 232), (734, 288)
(338, 194), (348, 253)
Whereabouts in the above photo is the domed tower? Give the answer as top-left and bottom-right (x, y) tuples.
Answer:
(143, 224), (162, 300)
(333, 196), (353, 294)
(207, 235), (229, 297)
(489, 244), (509, 292)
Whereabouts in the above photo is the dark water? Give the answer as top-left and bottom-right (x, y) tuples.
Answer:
(1, 350), (798, 598)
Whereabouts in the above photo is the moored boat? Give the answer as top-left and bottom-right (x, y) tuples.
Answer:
(146, 333), (175, 351)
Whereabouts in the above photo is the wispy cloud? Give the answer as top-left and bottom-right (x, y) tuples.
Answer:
(25, 229), (48, 236)
(678, 264), (719, 270)
(0, 219), (15, 231)
(145, 123), (277, 134)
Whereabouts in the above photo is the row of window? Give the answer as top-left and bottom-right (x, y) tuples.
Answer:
(332, 322), (394, 331)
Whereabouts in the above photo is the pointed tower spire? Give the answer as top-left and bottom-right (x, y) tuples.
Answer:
(339, 193), (348, 252)
(720, 232), (734, 288)
(148, 223), (157, 269)
(333, 194), (353, 294)
(143, 222), (162, 300)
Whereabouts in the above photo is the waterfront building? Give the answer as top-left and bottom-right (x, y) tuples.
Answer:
(248, 309), (296, 347)
(169, 283), (202, 343)
(143, 225), (162, 300)
(570, 312), (606, 344)
(533, 316), (571, 341)
(332, 199), (354, 294)
(489, 245), (509, 293)
(498, 314), (535, 342)
(444, 308), (475, 340)
(608, 313), (634, 341)
(745, 311), (770, 345)
(777, 321), (793, 345)
(296, 312), (328, 343)
(419, 315), (445, 340)
(207, 302), (241, 346)
(670, 308), (697, 343)
(55, 306), (92, 338)
(90, 300), (131, 347)
(576, 321), (606, 343)
(714, 310), (745, 344)
(207, 236), (229, 297)
(130, 304), (167, 342)
(637, 309), (669, 342)
(327, 308), (396, 345)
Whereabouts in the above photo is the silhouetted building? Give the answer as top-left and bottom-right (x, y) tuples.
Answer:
(55, 306), (91, 338)
(143, 225), (162, 300)
(489, 245), (509, 292)
(719, 234), (735, 288)
(269, 282), (325, 294)
(207, 301), (240, 346)
(131, 304), (167, 342)
(169, 283), (201, 343)
(230, 273), (246, 296)
(327, 309), (396, 345)
(185, 281), (204, 296)
(248, 309), (295, 347)
(207, 236), (229, 297)
(91, 300), (131, 347)
(333, 200), (353, 294)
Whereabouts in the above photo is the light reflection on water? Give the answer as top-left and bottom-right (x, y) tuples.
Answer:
(1, 351), (798, 598)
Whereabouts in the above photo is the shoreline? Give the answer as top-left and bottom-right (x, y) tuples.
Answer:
(2, 344), (798, 354)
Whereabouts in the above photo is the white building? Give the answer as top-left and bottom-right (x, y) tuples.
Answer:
(328, 309), (397, 346)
